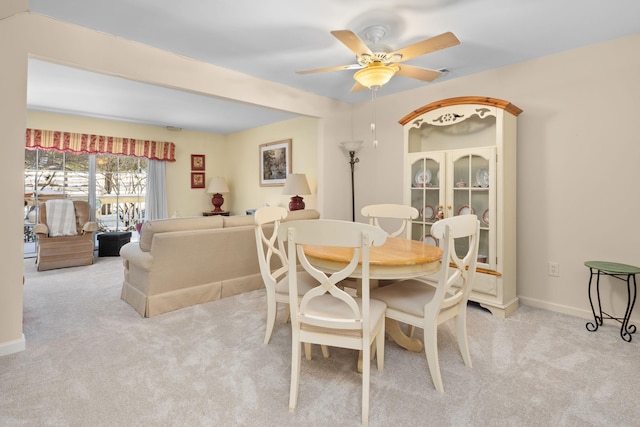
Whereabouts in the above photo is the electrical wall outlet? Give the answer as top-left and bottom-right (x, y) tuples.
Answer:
(548, 262), (560, 277)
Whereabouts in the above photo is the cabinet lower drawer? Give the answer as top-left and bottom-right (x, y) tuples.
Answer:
(452, 270), (498, 297)
(472, 271), (497, 296)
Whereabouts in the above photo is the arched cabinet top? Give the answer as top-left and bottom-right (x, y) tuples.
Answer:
(398, 96), (523, 126)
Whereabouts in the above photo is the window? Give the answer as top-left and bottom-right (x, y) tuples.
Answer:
(95, 154), (147, 232)
(24, 149), (147, 256)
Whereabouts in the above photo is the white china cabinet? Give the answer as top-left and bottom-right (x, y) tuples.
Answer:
(400, 97), (523, 317)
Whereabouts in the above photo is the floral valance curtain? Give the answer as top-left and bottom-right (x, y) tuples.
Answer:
(25, 128), (176, 162)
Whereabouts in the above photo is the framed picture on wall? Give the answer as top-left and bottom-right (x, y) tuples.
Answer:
(191, 172), (205, 188)
(259, 139), (291, 186)
(191, 154), (205, 171)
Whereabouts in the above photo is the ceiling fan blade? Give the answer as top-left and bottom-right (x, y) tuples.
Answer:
(296, 64), (362, 75)
(349, 81), (368, 93)
(331, 30), (373, 57)
(391, 32), (460, 63)
(396, 64), (443, 82)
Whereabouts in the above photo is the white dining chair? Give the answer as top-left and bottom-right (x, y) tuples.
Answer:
(361, 203), (421, 336)
(254, 206), (328, 360)
(280, 219), (388, 426)
(361, 203), (419, 239)
(371, 214), (480, 393)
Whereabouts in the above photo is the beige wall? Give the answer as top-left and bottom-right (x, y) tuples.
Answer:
(2, 9), (639, 355)
(356, 33), (640, 323)
(0, 11), (28, 356)
(165, 130), (227, 217)
(226, 116), (318, 214)
(0, 0), (27, 19)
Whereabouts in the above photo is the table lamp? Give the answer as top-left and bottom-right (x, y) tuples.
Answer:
(282, 173), (311, 211)
(207, 176), (230, 213)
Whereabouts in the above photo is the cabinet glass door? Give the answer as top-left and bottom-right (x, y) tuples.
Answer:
(449, 148), (495, 268)
(409, 153), (444, 243)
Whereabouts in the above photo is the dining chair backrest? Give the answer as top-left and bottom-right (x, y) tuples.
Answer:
(431, 214), (480, 308)
(254, 206), (289, 275)
(254, 206), (289, 344)
(279, 219), (388, 425)
(361, 203), (419, 239)
(280, 219), (387, 331)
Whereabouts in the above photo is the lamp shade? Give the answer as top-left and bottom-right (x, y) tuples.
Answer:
(340, 140), (364, 153)
(282, 173), (311, 196)
(353, 62), (399, 89)
(207, 176), (229, 194)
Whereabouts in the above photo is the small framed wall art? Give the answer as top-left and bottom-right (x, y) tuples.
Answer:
(191, 172), (205, 189)
(191, 154), (205, 171)
(259, 139), (291, 187)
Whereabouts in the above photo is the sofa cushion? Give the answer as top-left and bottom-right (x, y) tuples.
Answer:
(223, 215), (255, 228)
(224, 209), (319, 228)
(283, 209), (321, 222)
(139, 216), (224, 252)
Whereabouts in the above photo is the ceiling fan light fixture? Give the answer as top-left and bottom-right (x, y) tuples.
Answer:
(354, 62), (398, 89)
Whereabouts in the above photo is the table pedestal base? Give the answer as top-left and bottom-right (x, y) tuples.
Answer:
(356, 319), (424, 373)
(386, 319), (423, 352)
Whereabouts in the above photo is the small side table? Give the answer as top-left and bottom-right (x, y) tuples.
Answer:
(585, 261), (639, 342)
(203, 211), (229, 216)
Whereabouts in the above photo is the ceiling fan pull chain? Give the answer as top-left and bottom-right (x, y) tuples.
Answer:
(371, 88), (379, 149)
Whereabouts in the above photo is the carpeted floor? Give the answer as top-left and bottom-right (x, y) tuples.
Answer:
(2, 256), (639, 426)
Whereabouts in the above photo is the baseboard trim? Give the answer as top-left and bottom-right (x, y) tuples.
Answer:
(518, 296), (593, 319)
(518, 296), (640, 324)
(519, 296), (593, 320)
(0, 334), (26, 357)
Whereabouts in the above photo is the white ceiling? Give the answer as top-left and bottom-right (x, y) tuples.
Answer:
(26, 0), (640, 134)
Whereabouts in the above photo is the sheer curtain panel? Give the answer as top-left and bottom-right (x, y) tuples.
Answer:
(145, 160), (168, 220)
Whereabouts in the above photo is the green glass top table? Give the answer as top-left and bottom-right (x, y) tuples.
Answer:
(584, 261), (640, 342)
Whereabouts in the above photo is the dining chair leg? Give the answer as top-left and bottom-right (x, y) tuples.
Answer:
(357, 341), (377, 373)
(376, 324), (385, 371)
(456, 312), (472, 368)
(424, 325), (444, 393)
(264, 296), (277, 344)
(321, 345), (330, 358)
(304, 343), (329, 359)
(304, 343), (312, 360)
(361, 341), (371, 426)
(289, 339), (301, 412)
(407, 324), (415, 338)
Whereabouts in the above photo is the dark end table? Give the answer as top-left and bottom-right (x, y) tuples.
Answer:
(97, 231), (132, 257)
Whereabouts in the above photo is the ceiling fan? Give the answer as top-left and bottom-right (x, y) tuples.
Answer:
(297, 25), (460, 92)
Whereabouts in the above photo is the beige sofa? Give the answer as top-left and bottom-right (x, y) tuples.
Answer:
(120, 209), (320, 317)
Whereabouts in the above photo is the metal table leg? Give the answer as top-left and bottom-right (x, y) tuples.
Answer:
(586, 267), (603, 333)
(584, 261), (639, 342)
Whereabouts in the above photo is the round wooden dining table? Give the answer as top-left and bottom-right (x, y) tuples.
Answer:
(303, 236), (442, 279)
(303, 236), (443, 353)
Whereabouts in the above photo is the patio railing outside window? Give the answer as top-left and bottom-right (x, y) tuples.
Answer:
(24, 149), (147, 257)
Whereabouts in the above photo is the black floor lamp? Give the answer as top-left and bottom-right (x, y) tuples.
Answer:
(340, 141), (364, 222)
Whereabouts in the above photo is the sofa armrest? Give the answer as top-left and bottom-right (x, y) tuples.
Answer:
(82, 222), (99, 234)
(120, 242), (154, 271)
(33, 223), (48, 236)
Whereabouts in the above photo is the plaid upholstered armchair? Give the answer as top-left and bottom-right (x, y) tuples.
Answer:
(33, 200), (99, 271)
